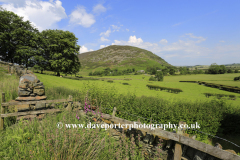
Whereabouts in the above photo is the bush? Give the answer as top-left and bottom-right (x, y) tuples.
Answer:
(149, 76), (156, 81)
(234, 76), (240, 81)
(107, 80), (113, 83)
(227, 69), (233, 73)
(155, 71), (164, 81)
(122, 83), (129, 85)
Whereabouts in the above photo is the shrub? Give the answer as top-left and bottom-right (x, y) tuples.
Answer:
(107, 80), (113, 83)
(234, 76), (240, 81)
(149, 76), (156, 81)
(155, 71), (164, 81)
(122, 83), (129, 85)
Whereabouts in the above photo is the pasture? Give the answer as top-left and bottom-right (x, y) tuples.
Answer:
(34, 73), (240, 108)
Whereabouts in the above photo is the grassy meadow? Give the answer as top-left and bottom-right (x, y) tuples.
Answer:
(34, 72), (240, 109)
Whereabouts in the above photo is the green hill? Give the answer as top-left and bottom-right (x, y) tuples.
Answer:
(78, 45), (172, 70)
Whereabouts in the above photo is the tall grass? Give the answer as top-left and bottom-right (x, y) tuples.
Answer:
(0, 67), (19, 128)
(0, 106), (164, 159)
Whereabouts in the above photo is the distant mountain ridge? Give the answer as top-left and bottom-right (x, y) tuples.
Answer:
(78, 45), (172, 70)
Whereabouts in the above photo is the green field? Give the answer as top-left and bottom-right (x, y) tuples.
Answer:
(35, 73), (240, 108)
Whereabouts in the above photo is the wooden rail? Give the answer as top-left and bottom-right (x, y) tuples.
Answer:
(1, 99), (69, 106)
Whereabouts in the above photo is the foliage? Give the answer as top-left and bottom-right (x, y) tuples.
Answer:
(169, 68), (175, 75)
(89, 68), (137, 76)
(227, 69), (233, 73)
(155, 71), (164, 81)
(234, 76), (240, 81)
(0, 7), (40, 68)
(146, 84), (183, 94)
(35, 29), (81, 76)
(149, 76), (156, 81)
(207, 63), (227, 74)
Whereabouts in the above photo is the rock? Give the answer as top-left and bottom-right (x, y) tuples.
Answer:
(33, 82), (43, 87)
(33, 88), (45, 96)
(18, 90), (31, 97)
(34, 102), (46, 109)
(30, 93), (36, 97)
(34, 85), (45, 89)
(19, 83), (28, 89)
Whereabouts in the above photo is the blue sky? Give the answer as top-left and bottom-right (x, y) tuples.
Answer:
(1, 0), (239, 66)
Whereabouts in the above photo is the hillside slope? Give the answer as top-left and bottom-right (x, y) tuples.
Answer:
(78, 45), (172, 70)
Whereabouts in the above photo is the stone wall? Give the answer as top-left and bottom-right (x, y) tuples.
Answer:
(0, 61), (26, 77)
(10, 72), (48, 121)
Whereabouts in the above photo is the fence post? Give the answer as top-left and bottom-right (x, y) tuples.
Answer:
(174, 121), (186, 160)
(0, 93), (6, 130)
(112, 107), (117, 117)
(66, 95), (73, 111)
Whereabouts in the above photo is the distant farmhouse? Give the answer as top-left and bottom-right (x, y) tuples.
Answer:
(137, 70), (145, 73)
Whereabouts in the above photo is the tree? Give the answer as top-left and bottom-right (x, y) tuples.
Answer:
(155, 71), (164, 81)
(227, 69), (233, 73)
(151, 68), (157, 75)
(169, 68), (175, 75)
(0, 6), (40, 67)
(235, 69), (239, 73)
(162, 68), (169, 75)
(208, 63), (220, 74)
(198, 70), (204, 74)
(219, 65), (227, 74)
(36, 29), (80, 76)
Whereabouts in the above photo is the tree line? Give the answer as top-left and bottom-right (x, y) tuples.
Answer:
(0, 6), (81, 76)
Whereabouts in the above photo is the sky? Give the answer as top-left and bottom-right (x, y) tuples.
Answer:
(0, 0), (239, 66)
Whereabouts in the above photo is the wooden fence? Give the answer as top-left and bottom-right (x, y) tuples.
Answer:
(0, 92), (73, 130)
(0, 92), (240, 160)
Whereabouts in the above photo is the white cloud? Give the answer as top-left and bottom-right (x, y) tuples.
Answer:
(100, 45), (109, 49)
(128, 35), (143, 44)
(100, 37), (110, 42)
(69, 6), (95, 28)
(79, 46), (93, 53)
(111, 25), (120, 30)
(159, 39), (168, 44)
(111, 34), (210, 59)
(92, 4), (106, 14)
(185, 33), (206, 43)
(100, 29), (111, 37)
(126, 29), (129, 32)
(219, 40), (225, 43)
(1, 0), (67, 31)
(133, 31), (135, 32)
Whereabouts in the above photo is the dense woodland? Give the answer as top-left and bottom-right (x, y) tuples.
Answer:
(0, 6), (81, 76)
